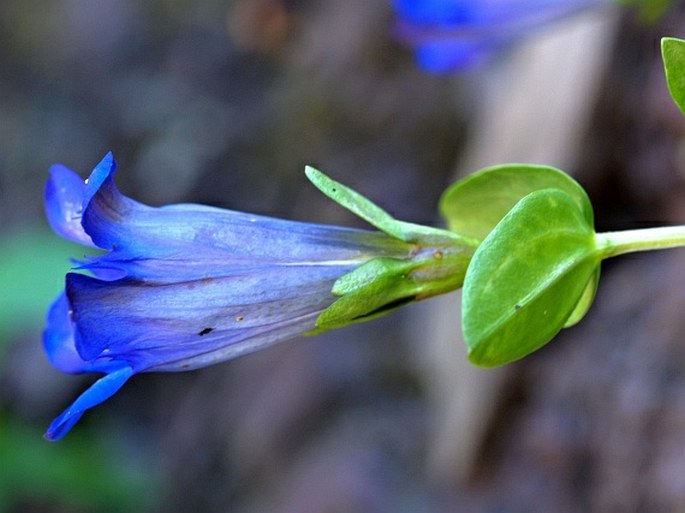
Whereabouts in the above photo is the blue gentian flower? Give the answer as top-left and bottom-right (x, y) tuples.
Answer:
(393, 0), (608, 73)
(43, 153), (411, 440)
(43, 153), (472, 440)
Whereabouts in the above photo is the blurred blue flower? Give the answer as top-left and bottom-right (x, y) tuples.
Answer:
(43, 153), (413, 440)
(393, 0), (607, 73)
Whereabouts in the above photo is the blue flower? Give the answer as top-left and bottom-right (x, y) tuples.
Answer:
(393, 0), (607, 73)
(43, 153), (425, 440)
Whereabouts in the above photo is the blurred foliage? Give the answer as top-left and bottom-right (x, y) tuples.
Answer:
(0, 414), (159, 513)
(620, 0), (675, 21)
(0, 228), (85, 357)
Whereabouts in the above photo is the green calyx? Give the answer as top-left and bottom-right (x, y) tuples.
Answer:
(315, 245), (472, 331)
(305, 166), (476, 332)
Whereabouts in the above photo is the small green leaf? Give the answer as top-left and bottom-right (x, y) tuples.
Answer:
(563, 267), (600, 328)
(305, 166), (473, 245)
(463, 189), (599, 367)
(662, 37), (685, 115)
(439, 164), (593, 242)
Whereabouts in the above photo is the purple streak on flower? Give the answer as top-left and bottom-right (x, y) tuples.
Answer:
(393, 0), (607, 73)
(43, 153), (411, 440)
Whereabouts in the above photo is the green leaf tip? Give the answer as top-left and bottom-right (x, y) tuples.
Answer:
(662, 37), (685, 116)
(305, 165), (396, 235)
(305, 166), (476, 246)
(462, 188), (599, 367)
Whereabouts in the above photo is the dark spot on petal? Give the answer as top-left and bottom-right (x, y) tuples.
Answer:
(236, 316), (245, 322)
(198, 327), (214, 336)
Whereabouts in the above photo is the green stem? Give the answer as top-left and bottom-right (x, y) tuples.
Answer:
(596, 225), (685, 259)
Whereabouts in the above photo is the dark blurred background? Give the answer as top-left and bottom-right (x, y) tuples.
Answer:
(2, 1), (685, 512)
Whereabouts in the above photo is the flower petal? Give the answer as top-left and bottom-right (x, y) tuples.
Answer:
(66, 263), (347, 371)
(83, 151), (117, 204)
(43, 291), (128, 374)
(44, 364), (134, 441)
(76, 158), (407, 281)
(394, 0), (476, 25)
(44, 152), (118, 247)
(43, 292), (85, 373)
(393, 0), (608, 73)
(415, 37), (494, 72)
(45, 165), (95, 247)
(395, 0), (603, 26)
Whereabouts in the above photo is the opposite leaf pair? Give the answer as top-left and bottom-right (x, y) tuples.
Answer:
(449, 36), (685, 366)
(440, 164), (599, 366)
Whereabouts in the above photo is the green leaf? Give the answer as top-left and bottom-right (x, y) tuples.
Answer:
(563, 267), (600, 328)
(662, 37), (685, 115)
(439, 164), (593, 242)
(305, 166), (473, 245)
(463, 189), (599, 367)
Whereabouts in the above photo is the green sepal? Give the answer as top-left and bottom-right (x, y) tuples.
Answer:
(662, 37), (685, 115)
(462, 188), (599, 367)
(439, 164), (593, 242)
(331, 257), (412, 296)
(305, 165), (477, 333)
(314, 258), (419, 331)
(315, 243), (472, 331)
(305, 166), (475, 246)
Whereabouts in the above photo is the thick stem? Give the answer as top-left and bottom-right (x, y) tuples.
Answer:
(595, 225), (685, 259)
